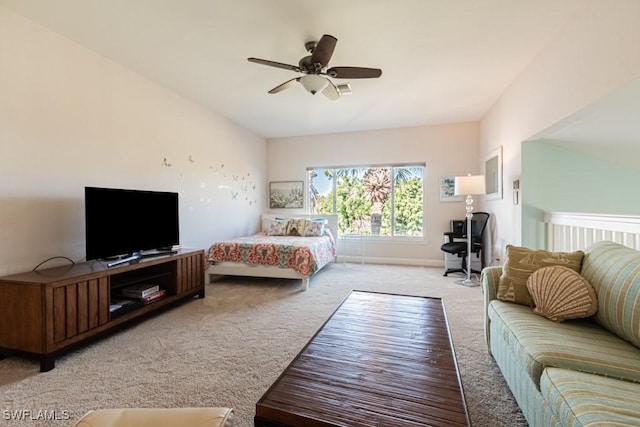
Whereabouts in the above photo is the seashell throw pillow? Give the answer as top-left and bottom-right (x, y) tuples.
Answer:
(526, 266), (598, 322)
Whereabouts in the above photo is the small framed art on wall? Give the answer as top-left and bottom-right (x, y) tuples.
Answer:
(439, 175), (463, 202)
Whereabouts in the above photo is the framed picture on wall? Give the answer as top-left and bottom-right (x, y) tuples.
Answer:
(485, 146), (503, 200)
(269, 181), (304, 209)
(439, 175), (463, 202)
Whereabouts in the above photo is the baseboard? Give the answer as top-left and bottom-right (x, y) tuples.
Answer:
(338, 256), (444, 267)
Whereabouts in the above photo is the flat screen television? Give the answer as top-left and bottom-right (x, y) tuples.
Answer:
(85, 186), (179, 266)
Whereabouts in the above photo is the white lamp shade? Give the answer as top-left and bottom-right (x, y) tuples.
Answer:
(300, 75), (329, 95)
(454, 175), (486, 196)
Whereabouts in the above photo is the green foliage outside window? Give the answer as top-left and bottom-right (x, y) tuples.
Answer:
(309, 165), (424, 237)
(393, 178), (423, 236)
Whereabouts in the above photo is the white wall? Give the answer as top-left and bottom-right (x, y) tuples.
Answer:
(267, 122), (480, 266)
(479, 0), (640, 261)
(0, 6), (266, 276)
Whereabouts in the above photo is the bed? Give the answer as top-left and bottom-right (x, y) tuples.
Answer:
(206, 214), (338, 291)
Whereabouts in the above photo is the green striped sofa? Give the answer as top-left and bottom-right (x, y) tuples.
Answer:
(483, 241), (640, 426)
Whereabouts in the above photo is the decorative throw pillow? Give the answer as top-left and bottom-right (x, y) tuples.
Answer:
(285, 218), (307, 236)
(314, 218), (331, 235)
(526, 266), (597, 322)
(302, 219), (325, 237)
(497, 245), (584, 306)
(267, 219), (287, 236)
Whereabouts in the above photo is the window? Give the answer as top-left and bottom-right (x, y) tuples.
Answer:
(308, 164), (424, 237)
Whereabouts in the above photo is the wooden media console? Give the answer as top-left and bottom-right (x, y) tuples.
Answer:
(0, 249), (204, 372)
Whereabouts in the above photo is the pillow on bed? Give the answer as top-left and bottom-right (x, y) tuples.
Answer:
(286, 218), (307, 236)
(267, 219), (288, 236)
(303, 219), (325, 236)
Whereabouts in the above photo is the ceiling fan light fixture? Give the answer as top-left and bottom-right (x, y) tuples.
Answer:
(336, 83), (352, 96)
(300, 74), (329, 95)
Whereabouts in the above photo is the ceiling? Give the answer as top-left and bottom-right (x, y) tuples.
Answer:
(0, 0), (589, 139)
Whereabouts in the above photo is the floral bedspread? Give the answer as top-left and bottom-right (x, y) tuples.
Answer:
(207, 231), (336, 276)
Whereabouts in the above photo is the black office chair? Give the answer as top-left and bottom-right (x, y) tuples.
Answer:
(441, 212), (490, 277)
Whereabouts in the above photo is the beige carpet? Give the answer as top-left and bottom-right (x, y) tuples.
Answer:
(0, 263), (527, 426)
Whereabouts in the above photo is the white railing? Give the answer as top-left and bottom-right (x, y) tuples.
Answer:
(544, 212), (640, 252)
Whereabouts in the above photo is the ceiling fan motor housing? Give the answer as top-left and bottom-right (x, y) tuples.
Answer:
(298, 56), (317, 74)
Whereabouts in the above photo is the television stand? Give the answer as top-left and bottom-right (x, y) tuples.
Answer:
(0, 249), (204, 372)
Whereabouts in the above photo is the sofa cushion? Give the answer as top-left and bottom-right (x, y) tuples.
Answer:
(582, 241), (640, 348)
(541, 367), (640, 426)
(488, 300), (640, 389)
(497, 245), (584, 306)
(527, 266), (597, 322)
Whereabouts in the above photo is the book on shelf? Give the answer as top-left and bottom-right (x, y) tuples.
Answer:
(109, 297), (141, 313)
(120, 283), (160, 299)
(142, 289), (166, 304)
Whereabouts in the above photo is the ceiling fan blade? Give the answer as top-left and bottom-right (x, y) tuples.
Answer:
(311, 34), (337, 68)
(268, 78), (300, 94)
(322, 80), (340, 101)
(248, 57), (301, 73)
(327, 66), (382, 79)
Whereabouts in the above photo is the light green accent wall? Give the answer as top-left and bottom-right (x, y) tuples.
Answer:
(522, 141), (640, 249)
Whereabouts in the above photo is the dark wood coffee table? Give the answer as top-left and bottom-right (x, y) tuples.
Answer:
(255, 290), (470, 426)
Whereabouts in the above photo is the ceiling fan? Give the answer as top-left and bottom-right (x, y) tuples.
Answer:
(248, 34), (382, 100)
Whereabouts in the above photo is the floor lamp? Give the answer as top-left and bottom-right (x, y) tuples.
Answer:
(454, 174), (486, 287)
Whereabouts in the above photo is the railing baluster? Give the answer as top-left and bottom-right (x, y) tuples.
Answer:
(544, 212), (640, 252)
